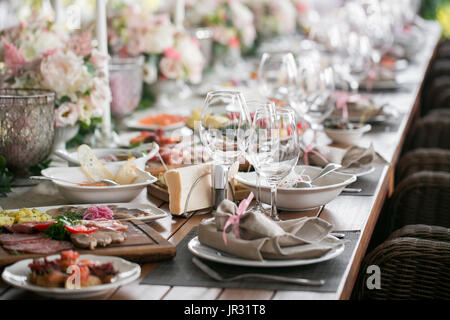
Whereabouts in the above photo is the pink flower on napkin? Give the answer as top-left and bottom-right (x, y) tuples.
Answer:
(222, 192), (254, 245)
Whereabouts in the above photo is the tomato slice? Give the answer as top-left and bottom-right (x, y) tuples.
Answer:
(33, 221), (55, 231)
(64, 225), (98, 234)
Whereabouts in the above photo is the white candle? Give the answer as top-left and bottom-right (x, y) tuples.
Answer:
(96, 0), (111, 140)
(174, 0), (185, 30)
(51, 0), (63, 25)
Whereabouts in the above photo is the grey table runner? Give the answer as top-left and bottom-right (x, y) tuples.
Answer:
(341, 165), (386, 196)
(140, 228), (360, 293)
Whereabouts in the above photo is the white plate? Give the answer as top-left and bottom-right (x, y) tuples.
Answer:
(234, 166), (356, 211)
(20, 202), (168, 222)
(124, 111), (188, 131)
(41, 163), (157, 204)
(2, 254), (141, 299)
(188, 236), (345, 268)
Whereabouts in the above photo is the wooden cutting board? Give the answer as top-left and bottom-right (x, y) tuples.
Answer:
(0, 220), (176, 267)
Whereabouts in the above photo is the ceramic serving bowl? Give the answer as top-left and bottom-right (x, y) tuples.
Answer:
(41, 163), (157, 203)
(234, 166), (356, 211)
(324, 124), (371, 145)
(54, 143), (159, 171)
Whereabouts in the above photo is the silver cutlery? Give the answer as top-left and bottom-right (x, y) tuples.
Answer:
(192, 257), (325, 286)
(342, 188), (362, 193)
(29, 176), (119, 186)
(294, 163), (342, 188)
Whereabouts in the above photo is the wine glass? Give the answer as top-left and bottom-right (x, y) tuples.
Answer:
(296, 60), (335, 131)
(257, 51), (298, 105)
(248, 105), (300, 220)
(199, 90), (252, 202)
(245, 100), (276, 214)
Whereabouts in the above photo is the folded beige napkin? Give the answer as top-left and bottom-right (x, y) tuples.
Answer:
(305, 144), (387, 169)
(330, 94), (384, 121)
(197, 200), (345, 261)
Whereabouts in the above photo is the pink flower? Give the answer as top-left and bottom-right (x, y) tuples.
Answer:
(55, 102), (79, 128)
(164, 47), (181, 60)
(159, 56), (184, 80)
(2, 39), (27, 76)
(89, 48), (108, 68)
(43, 48), (58, 57)
(69, 28), (93, 57)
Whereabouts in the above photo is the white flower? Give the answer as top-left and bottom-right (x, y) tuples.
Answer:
(40, 51), (93, 99)
(76, 98), (95, 124)
(55, 102), (79, 128)
(143, 61), (158, 84)
(159, 56), (184, 80)
(177, 36), (205, 84)
(240, 25), (257, 47)
(18, 29), (65, 60)
(88, 78), (111, 111)
(229, 1), (254, 29)
(89, 48), (108, 68)
(142, 25), (176, 54)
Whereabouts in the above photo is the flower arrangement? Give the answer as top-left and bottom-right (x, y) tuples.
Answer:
(247, 0), (297, 38)
(0, 20), (111, 129)
(186, 0), (256, 56)
(107, 7), (205, 85)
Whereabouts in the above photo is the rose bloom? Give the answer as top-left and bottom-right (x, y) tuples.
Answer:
(55, 102), (79, 128)
(177, 35), (205, 84)
(159, 56), (184, 80)
(89, 48), (108, 68)
(40, 51), (92, 99)
(142, 25), (176, 54)
(88, 78), (111, 111)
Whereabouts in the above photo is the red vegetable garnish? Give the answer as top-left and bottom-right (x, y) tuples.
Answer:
(64, 225), (98, 234)
(33, 221), (55, 231)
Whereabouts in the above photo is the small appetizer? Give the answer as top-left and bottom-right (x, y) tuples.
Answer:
(28, 250), (118, 288)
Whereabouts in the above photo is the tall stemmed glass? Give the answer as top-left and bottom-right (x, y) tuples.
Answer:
(257, 51), (298, 105)
(199, 90), (252, 202)
(248, 106), (300, 221)
(297, 60), (335, 131)
(245, 100), (276, 214)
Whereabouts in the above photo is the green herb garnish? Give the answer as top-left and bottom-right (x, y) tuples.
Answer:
(43, 212), (83, 241)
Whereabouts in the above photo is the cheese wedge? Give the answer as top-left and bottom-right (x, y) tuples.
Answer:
(164, 164), (213, 215)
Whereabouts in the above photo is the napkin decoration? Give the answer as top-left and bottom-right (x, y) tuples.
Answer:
(198, 199), (345, 261)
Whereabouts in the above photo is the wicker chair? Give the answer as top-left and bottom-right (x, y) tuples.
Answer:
(423, 108), (450, 121)
(395, 148), (450, 184)
(352, 225), (450, 300)
(421, 76), (450, 116)
(403, 118), (450, 152)
(386, 171), (450, 236)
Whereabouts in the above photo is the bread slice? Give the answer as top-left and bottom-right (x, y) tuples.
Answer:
(114, 157), (138, 185)
(77, 144), (114, 182)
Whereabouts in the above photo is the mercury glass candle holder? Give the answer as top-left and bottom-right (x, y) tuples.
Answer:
(109, 55), (144, 119)
(0, 89), (55, 173)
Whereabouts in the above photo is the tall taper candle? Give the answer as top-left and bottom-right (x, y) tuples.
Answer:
(51, 0), (63, 25)
(96, 0), (111, 141)
(174, 0), (185, 30)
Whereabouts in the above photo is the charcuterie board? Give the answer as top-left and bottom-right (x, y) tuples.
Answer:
(0, 205), (176, 267)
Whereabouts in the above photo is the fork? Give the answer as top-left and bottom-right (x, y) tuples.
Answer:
(192, 257), (325, 286)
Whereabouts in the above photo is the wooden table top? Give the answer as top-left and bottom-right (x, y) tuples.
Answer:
(0, 21), (442, 301)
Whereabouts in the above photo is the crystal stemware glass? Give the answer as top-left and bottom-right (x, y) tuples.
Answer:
(257, 51), (298, 105)
(297, 60), (335, 131)
(248, 105), (300, 220)
(245, 100), (276, 214)
(199, 90), (252, 201)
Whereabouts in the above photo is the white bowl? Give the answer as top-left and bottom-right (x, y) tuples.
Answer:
(41, 163), (157, 204)
(234, 166), (356, 211)
(324, 124), (371, 145)
(54, 143), (159, 171)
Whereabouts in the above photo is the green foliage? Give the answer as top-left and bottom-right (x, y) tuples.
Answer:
(66, 118), (102, 149)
